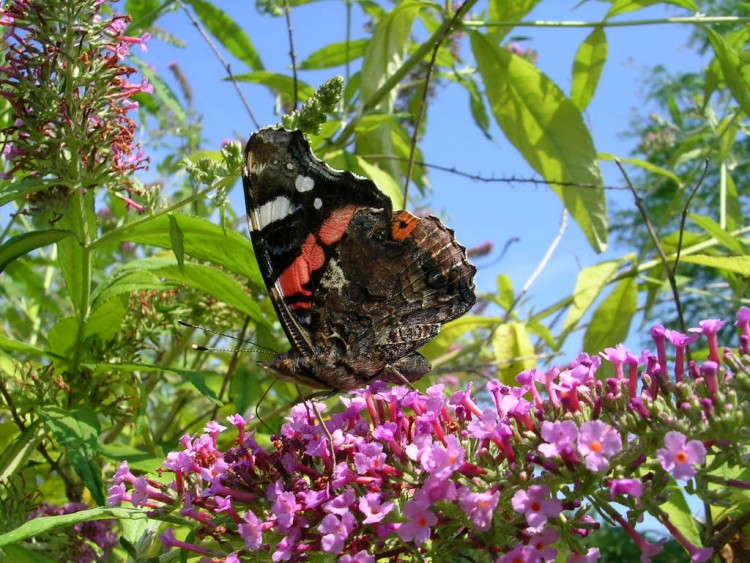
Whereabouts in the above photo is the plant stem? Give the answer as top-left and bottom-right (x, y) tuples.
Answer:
(465, 15), (750, 29)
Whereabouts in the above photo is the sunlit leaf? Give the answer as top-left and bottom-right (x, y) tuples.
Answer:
(606, 0), (697, 18)
(689, 214), (747, 256)
(471, 31), (607, 252)
(300, 39), (369, 70)
(493, 322), (536, 384)
(185, 0), (264, 71)
(706, 28), (750, 117)
(680, 254), (750, 276)
(487, 0), (541, 42)
(571, 28), (608, 110)
(169, 213), (186, 274)
(0, 229), (73, 274)
(583, 276), (637, 355)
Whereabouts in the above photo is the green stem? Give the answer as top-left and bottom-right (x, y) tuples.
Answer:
(465, 15), (750, 29)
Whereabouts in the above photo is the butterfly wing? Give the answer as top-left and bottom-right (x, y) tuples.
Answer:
(310, 208), (477, 386)
(242, 127), (392, 357)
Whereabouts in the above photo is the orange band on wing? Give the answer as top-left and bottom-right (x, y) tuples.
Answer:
(319, 206), (357, 246)
(391, 210), (420, 241)
(277, 234), (325, 304)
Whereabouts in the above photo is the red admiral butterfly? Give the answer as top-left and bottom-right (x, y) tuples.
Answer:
(242, 127), (476, 391)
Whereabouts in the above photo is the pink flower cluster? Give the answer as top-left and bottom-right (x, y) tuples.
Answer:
(0, 0), (151, 211)
(109, 308), (750, 561)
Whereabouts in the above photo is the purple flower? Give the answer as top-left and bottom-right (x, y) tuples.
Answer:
(497, 544), (542, 563)
(359, 492), (395, 524)
(397, 500), (437, 545)
(689, 319), (727, 363)
(239, 510), (263, 550)
(538, 420), (578, 458)
(325, 488), (356, 516)
(420, 434), (464, 479)
(577, 421), (622, 472)
(319, 512), (356, 553)
(511, 485), (562, 532)
(568, 548), (601, 562)
(272, 491), (299, 531)
(458, 486), (499, 531)
(609, 478), (643, 501)
(339, 550), (375, 563)
(657, 431), (706, 481)
(527, 526), (560, 561)
(354, 442), (387, 474)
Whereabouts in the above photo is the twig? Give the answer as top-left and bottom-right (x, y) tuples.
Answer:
(210, 315), (252, 421)
(506, 209), (568, 320)
(365, 154), (629, 190)
(283, 0), (299, 109)
(404, 1), (469, 204)
(175, 0), (260, 129)
(616, 159), (687, 334)
(676, 159), (710, 267)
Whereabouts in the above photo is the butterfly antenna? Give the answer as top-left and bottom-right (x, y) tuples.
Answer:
(178, 320), (277, 355)
(254, 379), (278, 435)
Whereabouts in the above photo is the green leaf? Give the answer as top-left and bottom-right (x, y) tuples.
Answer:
(86, 295), (129, 343)
(120, 256), (271, 328)
(0, 334), (60, 359)
(56, 233), (84, 310)
(169, 213), (186, 274)
(0, 507), (148, 548)
(133, 59), (186, 122)
(660, 484), (702, 547)
(606, 0), (697, 18)
(0, 177), (59, 207)
(0, 420), (45, 482)
(680, 255), (750, 276)
(492, 322), (536, 384)
(464, 75), (492, 139)
(571, 28), (607, 110)
(104, 214), (263, 289)
(300, 39), (369, 70)
(125, 0), (165, 32)
(471, 31), (607, 252)
(0, 230), (73, 274)
(420, 316), (498, 360)
(599, 154), (682, 187)
(487, 0), (541, 42)
(706, 28), (750, 117)
(93, 362), (221, 404)
(232, 71), (314, 106)
(90, 269), (171, 311)
(583, 276), (637, 355)
(360, 0), (426, 106)
(561, 258), (626, 345)
(0, 544), (57, 563)
(496, 274), (514, 311)
(47, 317), (77, 358)
(186, 0), (264, 71)
(689, 214), (747, 256)
(39, 407), (105, 506)
(353, 156), (405, 209)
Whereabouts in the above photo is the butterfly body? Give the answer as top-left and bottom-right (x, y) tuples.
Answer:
(242, 127), (476, 391)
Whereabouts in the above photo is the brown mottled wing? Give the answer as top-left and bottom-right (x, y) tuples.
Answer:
(310, 208), (476, 383)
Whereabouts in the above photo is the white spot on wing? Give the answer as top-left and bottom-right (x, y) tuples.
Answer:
(313, 197), (323, 210)
(249, 195), (295, 231)
(295, 175), (315, 193)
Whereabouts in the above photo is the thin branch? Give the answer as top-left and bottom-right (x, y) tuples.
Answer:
(467, 15), (750, 29)
(616, 159), (687, 334)
(507, 209), (568, 320)
(283, 0), (299, 110)
(175, 0), (260, 129)
(404, 1), (469, 204)
(365, 154), (628, 190)
(675, 159), (710, 267)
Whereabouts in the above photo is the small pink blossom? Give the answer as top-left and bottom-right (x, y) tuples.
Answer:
(657, 431), (706, 481)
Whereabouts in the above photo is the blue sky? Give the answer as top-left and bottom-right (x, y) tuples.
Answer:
(139, 1), (707, 353)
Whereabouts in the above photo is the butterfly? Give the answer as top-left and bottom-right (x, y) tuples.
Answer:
(242, 127), (476, 391)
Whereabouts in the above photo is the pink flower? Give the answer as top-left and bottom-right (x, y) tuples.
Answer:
(538, 420), (578, 458)
(239, 510), (263, 550)
(359, 492), (395, 524)
(420, 434), (464, 479)
(398, 500), (437, 545)
(497, 544), (542, 563)
(577, 421), (622, 472)
(458, 487), (499, 531)
(511, 485), (562, 532)
(319, 512), (356, 553)
(527, 526), (560, 561)
(657, 431), (706, 481)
